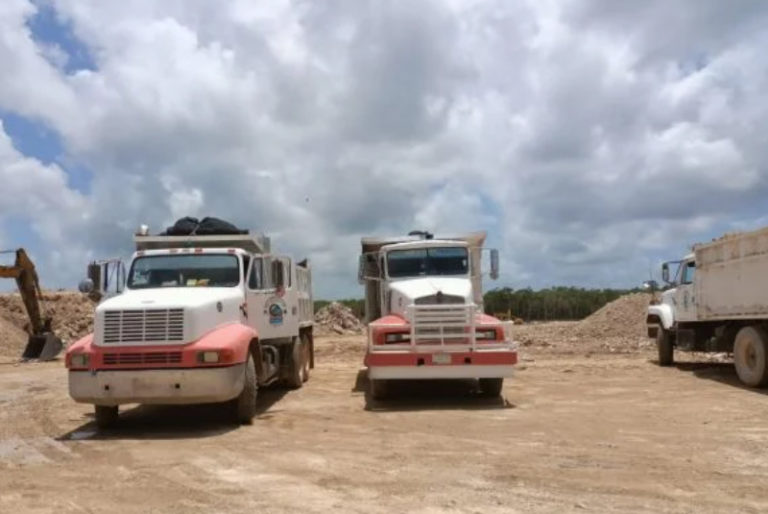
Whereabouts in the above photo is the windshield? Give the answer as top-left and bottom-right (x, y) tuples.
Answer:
(127, 254), (240, 289)
(387, 247), (468, 278)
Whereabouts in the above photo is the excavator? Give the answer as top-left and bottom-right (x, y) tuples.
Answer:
(0, 248), (63, 361)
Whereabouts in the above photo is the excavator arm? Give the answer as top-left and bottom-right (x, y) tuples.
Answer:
(0, 249), (62, 360)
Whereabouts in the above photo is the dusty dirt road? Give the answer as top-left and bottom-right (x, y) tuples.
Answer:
(1, 332), (767, 513)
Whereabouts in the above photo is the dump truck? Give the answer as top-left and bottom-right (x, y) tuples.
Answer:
(359, 230), (517, 398)
(0, 248), (63, 361)
(646, 225), (768, 387)
(66, 222), (314, 427)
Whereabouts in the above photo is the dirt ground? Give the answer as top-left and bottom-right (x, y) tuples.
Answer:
(1, 331), (767, 514)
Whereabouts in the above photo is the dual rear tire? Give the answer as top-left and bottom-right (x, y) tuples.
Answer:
(733, 326), (768, 388)
(284, 334), (311, 389)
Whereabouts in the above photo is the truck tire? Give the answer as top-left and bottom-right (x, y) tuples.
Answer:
(656, 328), (673, 366)
(284, 337), (306, 389)
(234, 353), (258, 424)
(94, 405), (118, 429)
(479, 378), (504, 397)
(369, 379), (388, 400)
(733, 326), (768, 388)
(301, 332), (311, 383)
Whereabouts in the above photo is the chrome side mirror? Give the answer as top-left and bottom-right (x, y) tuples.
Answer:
(78, 278), (94, 293)
(661, 263), (670, 283)
(642, 280), (658, 292)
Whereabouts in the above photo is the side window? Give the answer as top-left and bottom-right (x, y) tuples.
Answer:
(248, 258), (264, 289)
(242, 255), (250, 283)
(682, 261), (696, 284)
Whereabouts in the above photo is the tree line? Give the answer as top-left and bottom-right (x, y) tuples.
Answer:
(482, 287), (639, 321)
(315, 286), (639, 322)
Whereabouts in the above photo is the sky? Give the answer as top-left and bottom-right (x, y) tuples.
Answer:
(0, 0), (767, 298)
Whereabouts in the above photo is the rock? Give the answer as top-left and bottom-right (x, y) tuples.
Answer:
(314, 302), (364, 336)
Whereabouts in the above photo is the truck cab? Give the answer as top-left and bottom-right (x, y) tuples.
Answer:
(359, 231), (517, 398)
(66, 229), (313, 428)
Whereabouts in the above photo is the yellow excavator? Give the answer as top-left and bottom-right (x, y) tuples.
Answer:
(0, 249), (63, 360)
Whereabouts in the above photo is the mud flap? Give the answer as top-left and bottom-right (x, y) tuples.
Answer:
(22, 333), (63, 361)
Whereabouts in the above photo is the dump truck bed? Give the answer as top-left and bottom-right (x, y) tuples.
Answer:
(695, 226), (768, 320)
(134, 234), (271, 254)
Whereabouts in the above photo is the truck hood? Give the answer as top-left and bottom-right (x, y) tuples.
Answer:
(387, 277), (473, 319)
(97, 287), (242, 312)
(93, 287), (244, 346)
(389, 277), (472, 302)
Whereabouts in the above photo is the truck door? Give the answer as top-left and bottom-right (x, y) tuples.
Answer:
(245, 256), (295, 341)
(674, 259), (697, 322)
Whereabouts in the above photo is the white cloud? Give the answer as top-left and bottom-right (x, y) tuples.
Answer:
(0, 0), (767, 295)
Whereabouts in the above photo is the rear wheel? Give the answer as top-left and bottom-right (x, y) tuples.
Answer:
(479, 378), (504, 397)
(234, 353), (258, 424)
(284, 337), (306, 389)
(301, 333), (311, 383)
(369, 379), (388, 400)
(656, 328), (673, 366)
(733, 326), (768, 388)
(94, 405), (118, 429)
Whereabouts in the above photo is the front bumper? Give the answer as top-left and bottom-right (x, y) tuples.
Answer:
(69, 364), (246, 406)
(366, 349), (517, 380)
(369, 364), (516, 380)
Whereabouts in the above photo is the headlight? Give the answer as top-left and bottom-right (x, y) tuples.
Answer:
(70, 354), (90, 368)
(385, 332), (410, 343)
(197, 351), (220, 364)
(476, 329), (498, 340)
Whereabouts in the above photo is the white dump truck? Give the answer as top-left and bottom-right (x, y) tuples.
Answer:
(646, 225), (768, 387)
(359, 231), (517, 398)
(67, 223), (314, 427)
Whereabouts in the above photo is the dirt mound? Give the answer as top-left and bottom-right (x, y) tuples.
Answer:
(0, 292), (95, 351)
(509, 293), (654, 355)
(0, 315), (28, 358)
(314, 302), (364, 336)
(574, 293), (652, 339)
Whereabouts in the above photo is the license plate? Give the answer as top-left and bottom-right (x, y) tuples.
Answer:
(432, 353), (451, 365)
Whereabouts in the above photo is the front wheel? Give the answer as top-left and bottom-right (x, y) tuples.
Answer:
(369, 379), (388, 400)
(233, 353), (258, 424)
(94, 405), (118, 429)
(656, 328), (673, 366)
(733, 326), (768, 388)
(479, 378), (504, 397)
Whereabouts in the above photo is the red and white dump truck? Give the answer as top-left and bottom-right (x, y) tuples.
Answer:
(359, 231), (517, 398)
(67, 225), (314, 427)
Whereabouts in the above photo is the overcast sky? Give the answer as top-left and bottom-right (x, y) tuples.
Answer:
(1, 0), (767, 298)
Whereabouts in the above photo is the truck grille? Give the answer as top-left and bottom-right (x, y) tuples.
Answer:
(408, 304), (476, 345)
(103, 352), (183, 365)
(103, 309), (185, 344)
(414, 294), (464, 305)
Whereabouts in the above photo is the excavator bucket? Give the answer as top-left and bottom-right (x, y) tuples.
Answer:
(22, 332), (63, 361)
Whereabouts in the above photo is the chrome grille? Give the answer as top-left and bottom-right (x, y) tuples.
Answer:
(103, 352), (182, 365)
(414, 294), (464, 305)
(408, 304), (476, 345)
(103, 309), (185, 343)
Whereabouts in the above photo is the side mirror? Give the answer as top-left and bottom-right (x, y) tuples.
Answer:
(490, 249), (500, 280)
(643, 280), (658, 292)
(661, 263), (670, 283)
(358, 255), (365, 284)
(78, 278), (94, 294)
